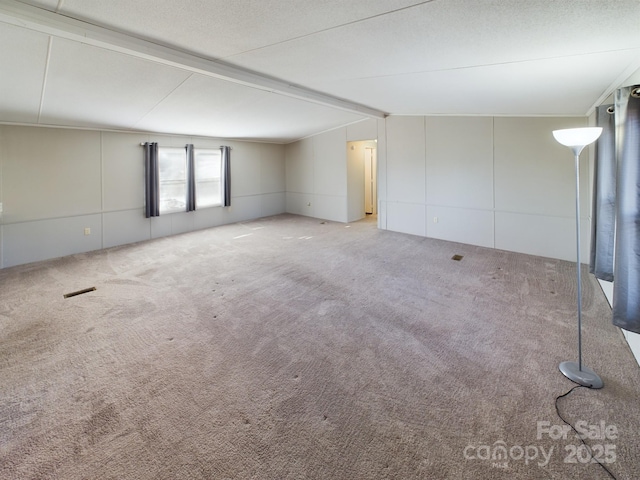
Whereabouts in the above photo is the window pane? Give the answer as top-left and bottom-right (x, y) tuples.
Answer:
(195, 150), (221, 181)
(197, 180), (221, 208)
(159, 147), (187, 214)
(195, 149), (222, 208)
(160, 183), (187, 213)
(159, 148), (186, 181)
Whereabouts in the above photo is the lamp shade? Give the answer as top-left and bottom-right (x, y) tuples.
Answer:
(553, 127), (602, 154)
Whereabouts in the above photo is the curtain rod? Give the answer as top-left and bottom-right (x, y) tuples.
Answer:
(139, 143), (231, 149)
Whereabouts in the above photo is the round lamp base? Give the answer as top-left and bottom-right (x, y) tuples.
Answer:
(559, 361), (603, 389)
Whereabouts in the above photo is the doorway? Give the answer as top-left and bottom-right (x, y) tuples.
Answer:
(364, 146), (377, 215)
(347, 140), (377, 222)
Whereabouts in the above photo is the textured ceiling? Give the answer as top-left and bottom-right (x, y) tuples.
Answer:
(0, 0), (639, 143)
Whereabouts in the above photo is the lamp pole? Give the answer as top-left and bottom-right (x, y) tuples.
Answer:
(573, 151), (583, 373)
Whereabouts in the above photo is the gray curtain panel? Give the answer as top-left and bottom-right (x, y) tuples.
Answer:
(144, 142), (160, 218)
(589, 105), (616, 281)
(612, 85), (640, 334)
(222, 146), (231, 207)
(186, 144), (196, 212)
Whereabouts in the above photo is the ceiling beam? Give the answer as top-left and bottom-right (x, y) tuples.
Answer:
(0, 0), (387, 119)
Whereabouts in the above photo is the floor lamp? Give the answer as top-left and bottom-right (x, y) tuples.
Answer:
(552, 127), (604, 389)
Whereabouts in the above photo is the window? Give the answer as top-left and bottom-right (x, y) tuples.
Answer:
(148, 145), (225, 216)
(194, 149), (222, 208)
(158, 147), (187, 214)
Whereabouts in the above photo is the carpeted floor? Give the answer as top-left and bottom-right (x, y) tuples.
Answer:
(1, 213), (639, 479)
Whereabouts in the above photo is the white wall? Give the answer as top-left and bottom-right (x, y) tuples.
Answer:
(380, 115), (590, 262)
(0, 125), (285, 268)
(426, 116), (494, 247)
(347, 142), (366, 223)
(285, 130), (347, 222)
(385, 116), (426, 237)
(285, 115), (594, 262)
(285, 119), (378, 223)
(286, 114), (592, 263)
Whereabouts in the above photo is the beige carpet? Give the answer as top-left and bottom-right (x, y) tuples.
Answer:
(1, 214), (639, 479)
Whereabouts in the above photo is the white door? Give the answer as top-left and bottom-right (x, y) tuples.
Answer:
(364, 147), (377, 214)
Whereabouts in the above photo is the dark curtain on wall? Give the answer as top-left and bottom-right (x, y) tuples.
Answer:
(589, 105), (616, 281)
(612, 85), (640, 334)
(222, 146), (231, 207)
(186, 144), (196, 212)
(144, 142), (160, 218)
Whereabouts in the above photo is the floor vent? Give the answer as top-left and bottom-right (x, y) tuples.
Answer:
(64, 287), (96, 298)
(451, 255), (464, 261)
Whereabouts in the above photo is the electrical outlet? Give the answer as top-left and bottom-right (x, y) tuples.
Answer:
(84, 227), (91, 235)
(433, 217), (438, 223)
(0, 203), (3, 213)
